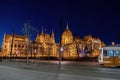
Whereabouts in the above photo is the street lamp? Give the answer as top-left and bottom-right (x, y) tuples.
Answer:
(59, 46), (64, 66)
(34, 49), (36, 53)
(59, 17), (62, 67)
(34, 49), (36, 59)
(112, 42), (115, 46)
(60, 46), (64, 52)
(16, 51), (18, 54)
(15, 51), (18, 61)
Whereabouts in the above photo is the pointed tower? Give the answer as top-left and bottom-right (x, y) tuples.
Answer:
(3, 33), (6, 42)
(51, 29), (54, 37)
(61, 21), (73, 45)
(39, 27), (45, 43)
(51, 29), (55, 43)
(66, 21), (69, 30)
(35, 34), (39, 41)
(41, 27), (44, 34)
(1, 33), (6, 50)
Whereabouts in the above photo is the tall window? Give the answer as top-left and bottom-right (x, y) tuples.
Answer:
(18, 44), (20, 48)
(114, 50), (120, 56)
(14, 44), (17, 47)
(5, 45), (7, 48)
(108, 50), (114, 56)
(22, 45), (24, 48)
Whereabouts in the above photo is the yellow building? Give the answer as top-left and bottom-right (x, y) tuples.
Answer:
(61, 23), (77, 59)
(75, 35), (105, 57)
(35, 29), (59, 57)
(61, 23), (105, 59)
(1, 23), (105, 59)
(2, 33), (29, 58)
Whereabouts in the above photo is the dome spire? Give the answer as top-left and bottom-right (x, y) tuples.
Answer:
(66, 21), (69, 30)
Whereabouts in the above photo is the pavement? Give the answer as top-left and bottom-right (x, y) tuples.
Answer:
(0, 59), (120, 80)
(16, 59), (99, 66)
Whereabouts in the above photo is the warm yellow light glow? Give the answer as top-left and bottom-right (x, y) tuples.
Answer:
(1, 24), (105, 59)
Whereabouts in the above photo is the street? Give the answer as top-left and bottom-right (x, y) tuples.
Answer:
(0, 60), (120, 80)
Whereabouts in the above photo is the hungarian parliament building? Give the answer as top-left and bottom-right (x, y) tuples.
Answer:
(1, 23), (105, 59)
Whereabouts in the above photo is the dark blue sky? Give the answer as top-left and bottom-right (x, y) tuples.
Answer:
(0, 0), (120, 46)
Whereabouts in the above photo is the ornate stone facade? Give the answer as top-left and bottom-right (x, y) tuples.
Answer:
(61, 23), (105, 58)
(1, 23), (105, 59)
(35, 29), (59, 57)
(74, 35), (105, 57)
(1, 33), (29, 57)
(61, 23), (77, 59)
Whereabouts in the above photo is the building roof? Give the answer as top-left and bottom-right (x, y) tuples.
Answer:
(103, 44), (120, 50)
(4, 34), (27, 41)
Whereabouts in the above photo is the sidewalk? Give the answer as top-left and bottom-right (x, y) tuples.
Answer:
(15, 59), (99, 66)
(0, 59), (99, 67)
(0, 59), (119, 80)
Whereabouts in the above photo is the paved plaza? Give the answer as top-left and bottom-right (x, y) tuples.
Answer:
(0, 60), (120, 80)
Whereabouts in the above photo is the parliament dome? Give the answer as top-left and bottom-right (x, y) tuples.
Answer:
(61, 23), (73, 45)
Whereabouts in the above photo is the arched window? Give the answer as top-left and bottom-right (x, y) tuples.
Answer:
(5, 45), (7, 48)
(14, 44), (17, 47)
(18, 44), (20, 48)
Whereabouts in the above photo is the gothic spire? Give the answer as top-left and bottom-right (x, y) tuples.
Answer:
(51, 29), (55, 43)
(41, 27), (44, 34)
(51, 29), (54, 37)
(3, 32), (6, 41)
(66, 21), (69, 30)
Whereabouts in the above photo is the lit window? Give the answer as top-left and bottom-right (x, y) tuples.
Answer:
(18, 44), (20, 47)
(108, 50), (114, 56)
(5, 45), (7, 48)
(14, 44), (17, 47)
(114, 50), (120, 56)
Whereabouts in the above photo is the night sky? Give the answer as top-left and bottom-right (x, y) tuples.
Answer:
(0, 0), (120, 46)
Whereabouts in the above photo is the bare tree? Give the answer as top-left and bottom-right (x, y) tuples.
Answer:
(22, 22), (38, 64)
(22, 22), (39, 38)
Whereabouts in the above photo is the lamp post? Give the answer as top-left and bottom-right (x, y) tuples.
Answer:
(34, 49), (36, 59)
(0, 47), (2, 62)
(60, 46), (63, 60)
(59, 17), (62, 67)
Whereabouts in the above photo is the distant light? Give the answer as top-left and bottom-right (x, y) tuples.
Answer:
(34, 49), (36, 53)
(112, 42), (115, 46)
(16, 51), (18, 54)
(60, 46), (64, 52)
(82, 50), (85, 57)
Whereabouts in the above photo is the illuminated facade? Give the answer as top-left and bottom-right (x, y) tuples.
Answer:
(74, 35), (105, 57)
(1, 31), (59, 58)
(35, 29), (59, 57)
(61, 23), (105, 58)
(1, 33), (29, 57)
(1, 23), (105, 59)
(61, 23), (77, 59)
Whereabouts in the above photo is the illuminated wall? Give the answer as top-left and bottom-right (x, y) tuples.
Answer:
(1, 24), (105, 59)
(2, 33), (28, 57)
